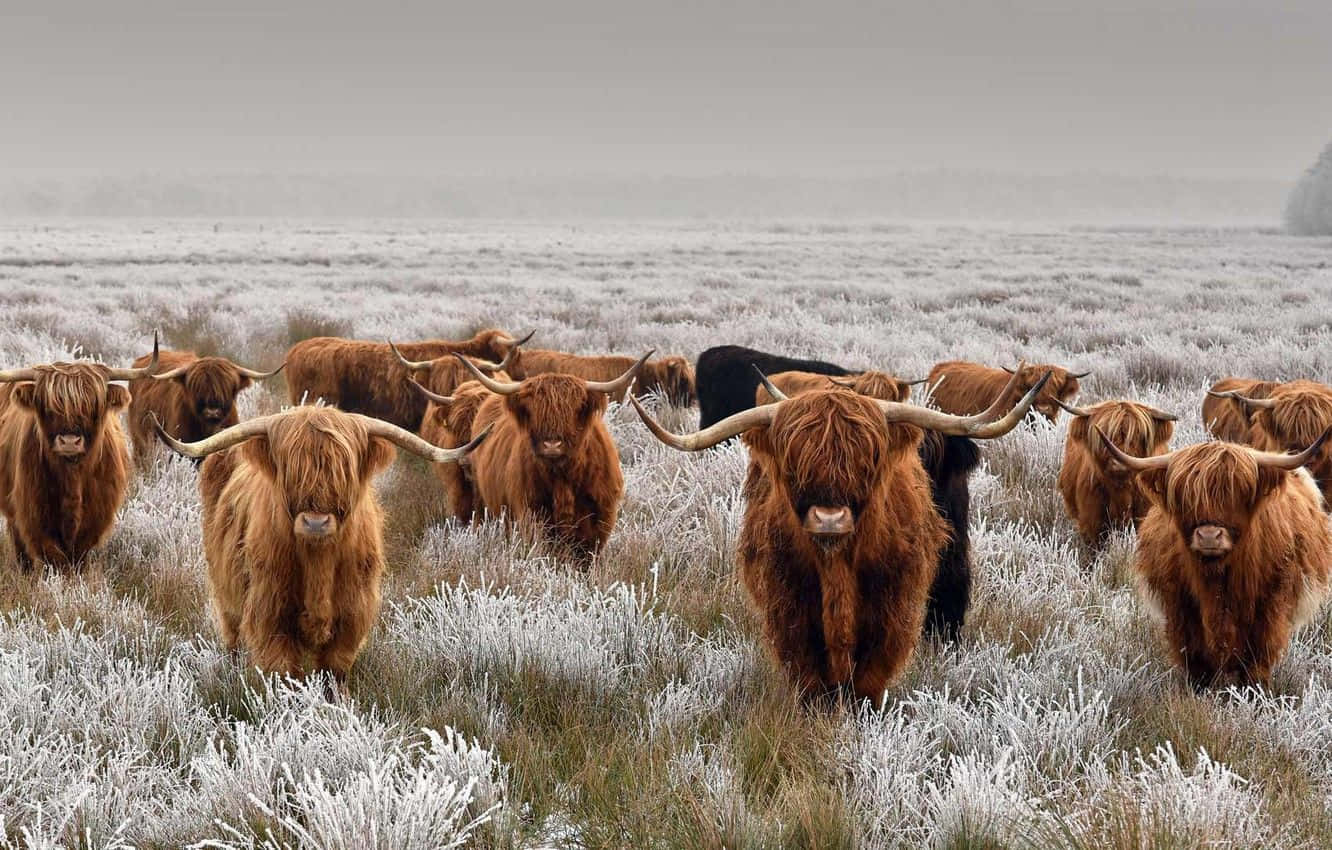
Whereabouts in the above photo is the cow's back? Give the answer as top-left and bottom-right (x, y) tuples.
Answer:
(925, 361), (1007, 416)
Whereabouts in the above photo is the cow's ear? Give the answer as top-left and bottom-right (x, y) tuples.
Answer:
(1059, 380), (1079, 401)
(1153, 419), (1175, 448)
(106, 384), (131, 411)
(236, 374), (253, 391)
(505, 394), (526, 424)
(894, 380), (911, 403)
(12, 383), (37, 411)
(1136, 467), (1169, 505)
(241, 435), (277, 480)
(1068, 414), (1089, 443)
(363, 436), (396, 478)
(584, 391), (609, 419)
(740, 424), (774, 459)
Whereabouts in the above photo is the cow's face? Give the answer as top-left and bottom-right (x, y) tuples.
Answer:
(1024, 365), (1080, 422)
(506, 374), (606, 464)
(474, 328), (523, 364)
(1136, 442), (1282, 562)
(13, 364), (129, 463)
(177, 358), (249, 431)
(1249, 382), (1332, 482)
(748, 391), (919, 550)
(243, 408), (394, 542)
(1069, 402), (1173, 479)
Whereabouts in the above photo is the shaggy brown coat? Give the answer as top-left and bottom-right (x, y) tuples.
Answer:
(418, 380), (494, 523)
(507, 349), (696, 405)
(196, 407), (396, 679)
(1246, 380), (1332, 503)
(927, 361), (1081, 422)
(0, 365), (131, 569)
(1130, 442), (1331, 687)
(1202, 377), (1278, 443)
(127, 350), (266, 465)
(470, 373), (625, 559)
(755, 370), (913, 406)
(1058, 401), (1175, 543)
(284, 328), (521, 429)
(737, 391), (949, 702)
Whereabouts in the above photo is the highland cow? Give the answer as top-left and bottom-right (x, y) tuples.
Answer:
(926, 360), (1087, 422)
(284, 328), (530, 430)
(127, 349), (284, 466)
(0, 337), (159, 569)
(1057, 398), (1177, 544)
(506, 348), (696, 406)
(632, 372), (1048, 702)
(411, 378), (494, 523)
(1101, 429), (1332, 688)
(1201, 377), (1278, 443)
(459, 351), (649, 560)
(154, 406), (485, 680)
(1213, 379), (1332, 504)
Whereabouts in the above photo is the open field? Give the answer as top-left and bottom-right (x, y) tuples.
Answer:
(2, 219), (1332, 848)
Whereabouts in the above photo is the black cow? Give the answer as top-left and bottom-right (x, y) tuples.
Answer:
(696, 343), (979, 641)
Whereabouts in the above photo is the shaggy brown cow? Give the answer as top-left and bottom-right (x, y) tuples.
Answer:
(459, 351), (650, 560)
(0, 338), (159, 569)
(126, 349), (284, 465)
(284, 328), (531, 430)
(926, 360), (1086, 422)
(1213, 380), (1332, 504)
(411, 378), (493, 523)
(506, 348), (696, 406)
(632, 371), (1049, 703)
(755, 370), (925, 406)
(154, 406), (486, 680)
(1056, 398), (1177, 544)
(1101, 429), (1332, 688)
(1201, 377), (1278, 443)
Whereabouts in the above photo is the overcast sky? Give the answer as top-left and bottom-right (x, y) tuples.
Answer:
(2, 0), (1328, 179)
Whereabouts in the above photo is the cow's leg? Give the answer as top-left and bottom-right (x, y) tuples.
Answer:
(923, 550), (969, 641)
(249, 631), (305, 678)
(8, 525), (35, 572)
(854, 613), (920, 706)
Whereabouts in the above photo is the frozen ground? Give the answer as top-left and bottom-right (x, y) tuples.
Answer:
(1, 219), (1332, 848)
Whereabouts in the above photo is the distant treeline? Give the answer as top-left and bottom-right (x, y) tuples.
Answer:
(0, 172), (1291, 221)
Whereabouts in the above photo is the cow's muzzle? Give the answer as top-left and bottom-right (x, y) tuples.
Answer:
(537, 439), (566, 460)
(201, 407), (226, 423)
(53, 433), (86, 459)
(295, 512), (338, 540)
(1190, 524), (1233, 559)
(803, 505), (854, 540)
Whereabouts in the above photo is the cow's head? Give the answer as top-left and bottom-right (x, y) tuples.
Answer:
(1217, 380), (1332, 482)
(1060, 398), (1175, 478)
(390, 340), (518, 398)
(828, 370), (927, 404)
(470, 328), (535, 365)
(455, 350), (651, 465)
(151, 355), (284, 431)
(155, 405), (486, 542)
(1099, 427), (1331, 561)
(638, 356), (697, 406)
(0, 335), (159, 463)
(1003, 363), (1087, 421)
(635, 368), (1049, 550)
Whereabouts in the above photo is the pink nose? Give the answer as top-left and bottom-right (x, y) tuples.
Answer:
(804, 505), (854, 537)
(539, 439), (565, 458)
(202, 407), (225, 420)
(53, 434), (85, 456)
(1191, 524), (1232, 557)
(296, 512), (335, 538)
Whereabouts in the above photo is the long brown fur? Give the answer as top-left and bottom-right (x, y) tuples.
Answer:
(127, 350), (258, 466)
(1058, 401), (1174, 544)
(926, 361), (1080, 422)
(419, 380), (494, 523)
(0, 364), (131, 570)
(284, 328), (521, 429)
(1202, 377), (1278, 443)
(469, 373), (625, 561)
(756, 370), (912, 406)
(507, 349), (696, 405)
(1246, 380), (1332, 504)
(737, 390), (948, 703)
(197, 406), (395, 680)
(1132, 441), (1331, 687)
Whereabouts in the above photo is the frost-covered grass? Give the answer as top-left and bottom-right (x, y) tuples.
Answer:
(2, 219), (1332, 847)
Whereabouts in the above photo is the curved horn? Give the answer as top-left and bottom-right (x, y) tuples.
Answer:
(153, 411), (276, 458)
(0, 365), (39, 383)
(904, 378), (930, 386)
(755, 366), (790, 401)
(1071, 370), (1092, 379)
(828, 376), (857, 388)
(391, 339), (516, 375)
(1002, 365), (1016, 374)
(1055, 397), (1094, 418)
(974, 361), (1031, 423)
(355, 415), (490, 464)
(586, 350), (654, 396)
(630, 394), (777, 451)
(1143, 405), (1178, 422)
(1252, 425), (1332, 470)
(1207, 389), (1277, 410)
(873, 371), (1052, 438)
(453, 353), (523, 395)
(236, 360), (286, 381)
(1094, 425), (1173, 472)
(104, 331), (161, 381)
(407, 378), (456, 405)
(502, 329), (536, 348)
